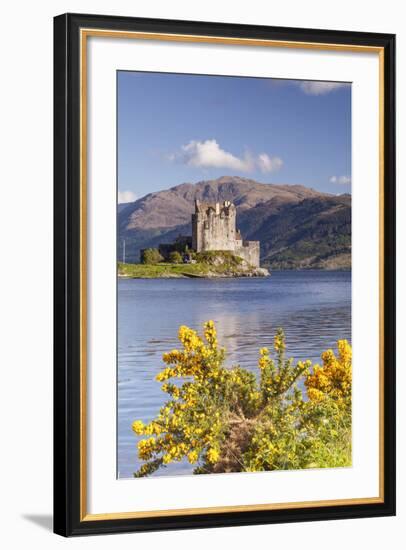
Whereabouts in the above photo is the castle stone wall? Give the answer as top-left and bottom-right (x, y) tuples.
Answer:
(235, 241), (260, 268)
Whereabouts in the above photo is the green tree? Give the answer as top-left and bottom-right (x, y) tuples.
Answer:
(168, 251), (183, 264)
(141, 248), (163, 265)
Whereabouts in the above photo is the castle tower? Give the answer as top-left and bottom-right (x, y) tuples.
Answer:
(191, 199), (260, 267)
(192, 200), (237, 252)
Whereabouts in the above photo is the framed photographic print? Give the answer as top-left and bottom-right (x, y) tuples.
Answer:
(53, 13), (396, 536)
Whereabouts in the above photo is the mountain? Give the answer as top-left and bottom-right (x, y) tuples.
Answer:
(117, 202), (133, 213)
(117, 176), (351, 269)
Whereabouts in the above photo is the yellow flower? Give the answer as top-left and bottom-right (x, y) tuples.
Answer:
(274, 333), (286, 353)
(132, 420), (144, 435)
(338, 339), (352, 366)
(137, 437), (157, 460)
(156, 368), (174, 382)
(206, 448), (219, 463)
(258, 357), (268, 370)
(305, 340), (352, 402)
(188, 450), (199, 464)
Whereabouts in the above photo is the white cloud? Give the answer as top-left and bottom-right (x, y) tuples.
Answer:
(330, 175), (351, 185)
(179, 139), (250, 171)
(299, 81), (349, 95)
(257, 153), (283, 173)
(118, 190), (137, 204)
(169, 139), (283, 174)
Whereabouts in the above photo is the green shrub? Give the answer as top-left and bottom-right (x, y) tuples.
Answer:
(196, 250), (243, 266)
(141, 248), (164, 265)
(168, 251), (183, 264)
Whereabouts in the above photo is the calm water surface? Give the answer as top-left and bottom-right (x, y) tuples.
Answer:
(117, 271), (351, 479)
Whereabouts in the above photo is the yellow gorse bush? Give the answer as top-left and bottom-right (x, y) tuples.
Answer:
(305, 339), (352, 403)
(132, 321), (352, 477)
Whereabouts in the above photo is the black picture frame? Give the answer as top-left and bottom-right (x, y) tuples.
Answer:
(54, 12), (396, 537)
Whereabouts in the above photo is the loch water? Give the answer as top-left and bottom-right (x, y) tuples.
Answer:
(117, 271), (351, 478)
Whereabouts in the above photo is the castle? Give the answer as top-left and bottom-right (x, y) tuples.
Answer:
(158, 200), (260, 268)
(192, 200), (260, 267)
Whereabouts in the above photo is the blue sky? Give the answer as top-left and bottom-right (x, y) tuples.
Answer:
(117, 71), (351, 203)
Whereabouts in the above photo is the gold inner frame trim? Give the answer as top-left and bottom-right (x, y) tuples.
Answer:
(79, 27), (385, 522)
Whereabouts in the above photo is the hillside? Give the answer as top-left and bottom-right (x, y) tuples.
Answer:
(238, 194), (351, 269)
(117, 176), (351, 269)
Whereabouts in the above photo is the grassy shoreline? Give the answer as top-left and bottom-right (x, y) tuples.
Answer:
(118, 260), (269, 279)
(118, 262), (208, 279)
